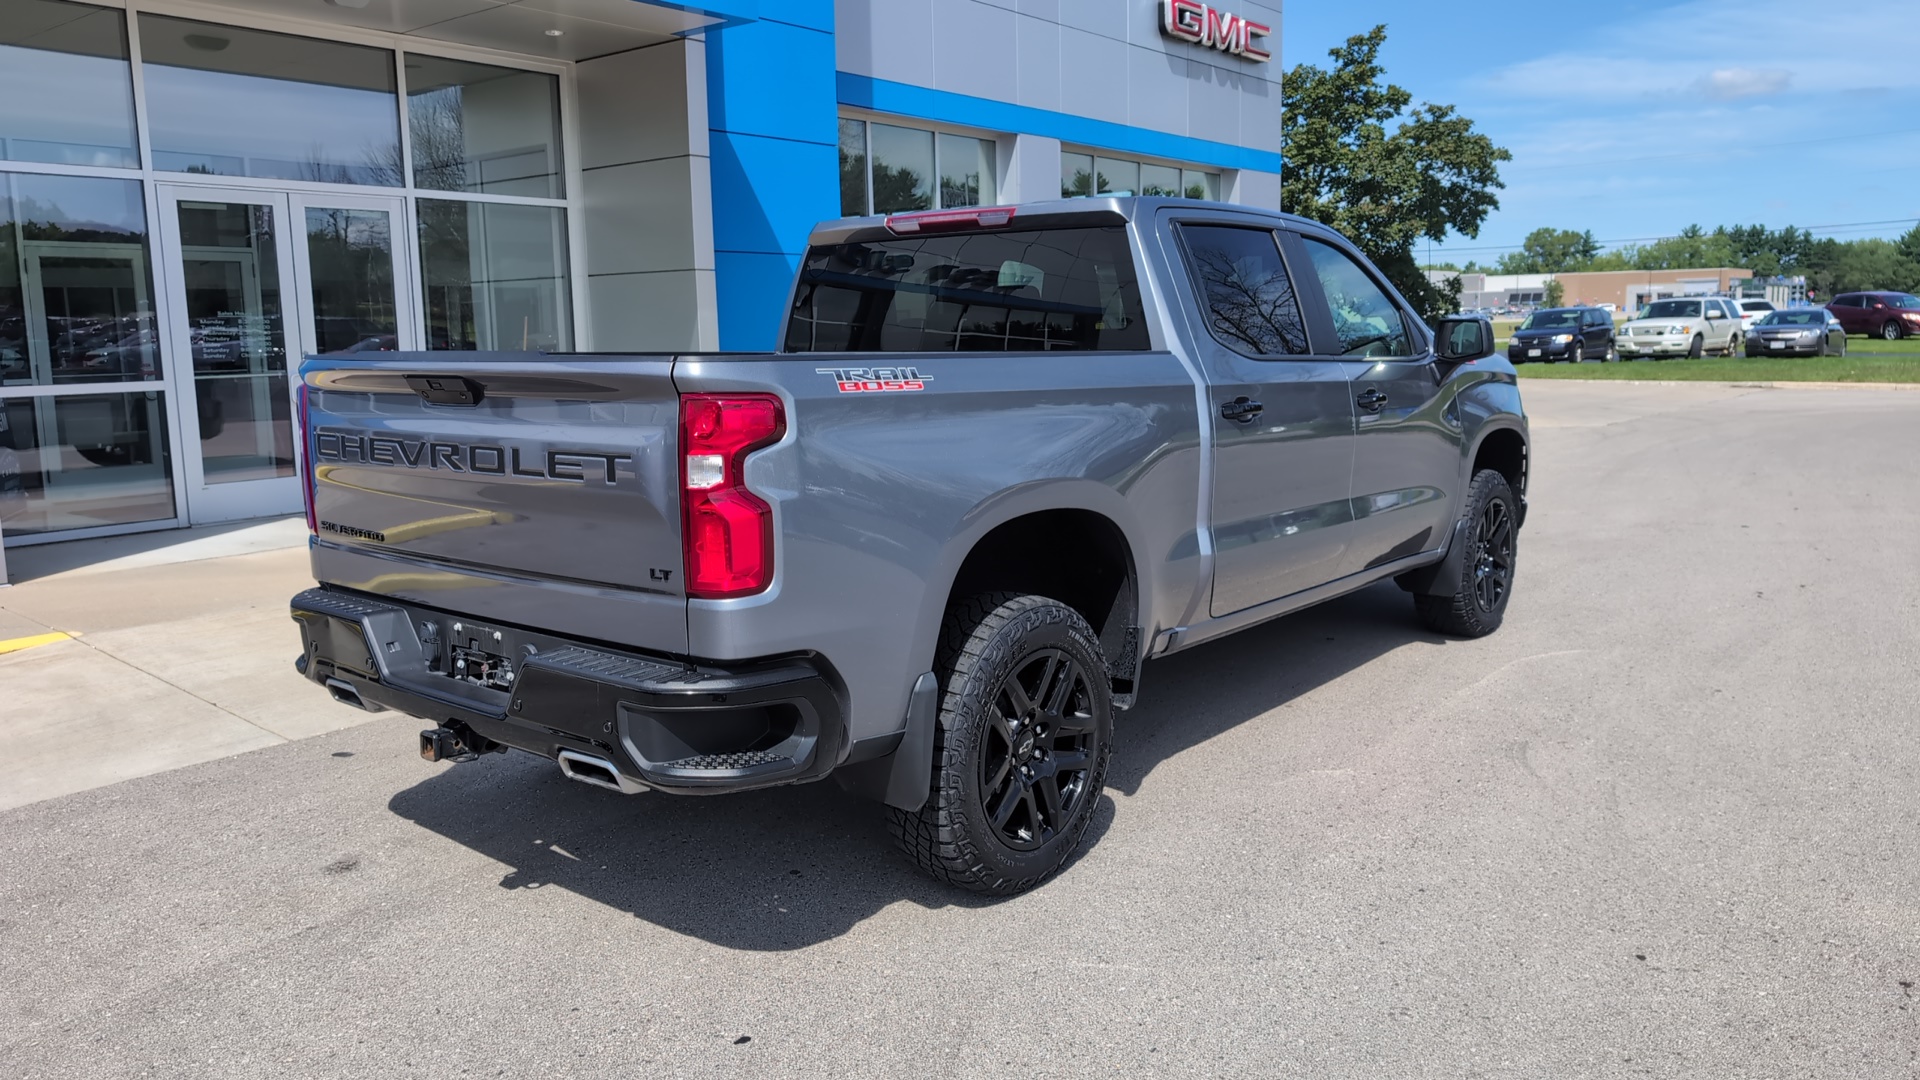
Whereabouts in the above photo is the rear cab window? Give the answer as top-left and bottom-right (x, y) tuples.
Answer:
(784, 226), (1150, 352)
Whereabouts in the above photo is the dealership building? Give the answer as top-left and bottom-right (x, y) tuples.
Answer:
(0, 0), (1283, 550)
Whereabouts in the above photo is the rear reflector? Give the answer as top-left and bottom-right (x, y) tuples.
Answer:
(680, 394), (784, 599)
(885, 206), (1017, 234)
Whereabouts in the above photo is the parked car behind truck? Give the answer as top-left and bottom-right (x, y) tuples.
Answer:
(289, 198), (1530, 895)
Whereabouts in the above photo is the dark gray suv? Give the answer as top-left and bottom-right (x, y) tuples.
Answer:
(1507, 306), (1617, 363)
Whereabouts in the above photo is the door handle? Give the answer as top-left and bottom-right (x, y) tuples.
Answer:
(1220, 396), (1263, 423)
(1357, 388), (1389, 413)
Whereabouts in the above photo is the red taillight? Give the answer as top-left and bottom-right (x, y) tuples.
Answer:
(680, 393), (784, 599)
(884, 206), (1016, 235)
(297, 381), (316, 534)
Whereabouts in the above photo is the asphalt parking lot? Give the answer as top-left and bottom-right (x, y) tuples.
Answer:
(2, 381), (1917, 1078)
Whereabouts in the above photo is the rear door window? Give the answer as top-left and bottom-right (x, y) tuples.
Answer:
(1176, 224), (1309, 357)
(784, 226), (1149, 352)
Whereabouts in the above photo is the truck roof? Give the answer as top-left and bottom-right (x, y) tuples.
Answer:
(808, 196), (1324, 247)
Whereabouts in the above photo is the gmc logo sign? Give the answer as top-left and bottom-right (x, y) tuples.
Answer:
(1160, 0), (1272, 62)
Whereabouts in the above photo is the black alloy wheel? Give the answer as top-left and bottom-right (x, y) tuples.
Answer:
(977, 649), (1099, 851)
(1471, 495), (1516, 614)
(891, 593), (1114, 895)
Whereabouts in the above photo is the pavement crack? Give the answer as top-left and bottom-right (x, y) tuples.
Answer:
(67, 636), (287, 744)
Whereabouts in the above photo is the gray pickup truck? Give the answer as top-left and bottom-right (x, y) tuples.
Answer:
(290, 198), (1529, 895)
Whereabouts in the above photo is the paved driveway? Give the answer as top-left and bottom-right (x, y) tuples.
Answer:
(2, 383), (1916, 1078)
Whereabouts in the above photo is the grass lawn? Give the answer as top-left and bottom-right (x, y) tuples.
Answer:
(1511, 337), (1920, 383)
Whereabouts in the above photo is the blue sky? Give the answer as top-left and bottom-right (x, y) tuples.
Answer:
(1281, 0), (1920, 264)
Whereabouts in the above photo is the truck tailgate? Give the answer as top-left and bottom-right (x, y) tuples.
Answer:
(303, 355), (686, 653)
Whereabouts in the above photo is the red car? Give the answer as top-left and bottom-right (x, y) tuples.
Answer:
(1826, 291), (1920, 340)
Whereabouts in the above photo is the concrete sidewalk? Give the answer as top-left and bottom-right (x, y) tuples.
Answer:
(0, 518), (373, 810)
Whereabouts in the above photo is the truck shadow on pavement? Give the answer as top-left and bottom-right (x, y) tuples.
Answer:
(387, 582), (1438, 950)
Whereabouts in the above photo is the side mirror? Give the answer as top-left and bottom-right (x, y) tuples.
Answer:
(1435, 315), (1493, 362)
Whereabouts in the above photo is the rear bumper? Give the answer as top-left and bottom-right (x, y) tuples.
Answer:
(291, 587), (846, 794)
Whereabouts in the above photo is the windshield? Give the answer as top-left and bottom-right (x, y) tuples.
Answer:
(1760, 311), (1825, 326)
(1643, 300), (1701, 319)
(1518, 310), (1581, 330)
(1886, 293), (1920, 309)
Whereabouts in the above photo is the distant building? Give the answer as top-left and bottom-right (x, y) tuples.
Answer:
(1431, 268), (1754, 312)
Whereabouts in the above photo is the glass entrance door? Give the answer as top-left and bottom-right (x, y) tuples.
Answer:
(157, 186), (414, 524)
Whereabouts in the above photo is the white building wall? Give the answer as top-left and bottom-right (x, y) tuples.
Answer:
(574, 39), (719, 351)
(837, 0), (1282, 208)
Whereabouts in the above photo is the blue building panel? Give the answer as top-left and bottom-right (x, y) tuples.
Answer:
(705, 10), (839, 350)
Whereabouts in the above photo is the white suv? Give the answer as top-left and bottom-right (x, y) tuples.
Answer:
(1619, 297), (1744, 359)
(1736, 299), (1776, 331)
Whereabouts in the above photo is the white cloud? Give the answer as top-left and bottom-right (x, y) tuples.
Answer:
(1695, 69), (1792, 101)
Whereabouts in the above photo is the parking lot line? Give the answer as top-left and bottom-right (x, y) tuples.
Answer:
(0, 631), (73, 655)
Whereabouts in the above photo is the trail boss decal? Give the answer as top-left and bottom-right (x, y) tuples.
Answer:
(815, 367), (931, 394)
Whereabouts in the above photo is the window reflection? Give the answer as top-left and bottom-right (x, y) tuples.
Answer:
(418, 199), (571, 352)
(0, 392), (174, 534)
(1300, 238), (1410, 357)
(175, 201), (293, 482)
(0, 0), (138, 168)
(838, 119), (868, 217)
(139, 14), (401, 186)
(407, 55), (563, 199)
(305, 207), (398, 354)
(0, 173), (160, 387)
(869, 124), (933, 214)
(937, 133), (995, 208)
(1181, 225), (1308, 357)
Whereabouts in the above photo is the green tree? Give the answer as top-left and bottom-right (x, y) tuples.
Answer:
(1281, 26), (1511, 323)
(1497, 228), (1598, 274)
(1543, 278), (1565, 308)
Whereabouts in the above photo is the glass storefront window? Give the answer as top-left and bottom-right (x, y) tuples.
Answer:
(1, 173), (160, 388)
(1064, 151), (1220, 201)
(417, 200), (571, 352)
(0, 0), (138, 168)
(138, 14), (401, 186)
(1061, 152), (1095, 198)
(1141, 163), (1182, 197)
(1095, 157), (1139, 196)
(838, 119), (868, 218)
(174, 201), (293, 483)
(1182, 169), (1220, 200)
(305, 207), (399, 354)
(407, 56), (563, 199)
(869, 124), (934, 214)
(0, 392), (174, 534)
(937, 133), (995, 209)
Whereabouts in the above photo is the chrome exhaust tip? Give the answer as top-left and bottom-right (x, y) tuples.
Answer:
(557, 749), (645, 794)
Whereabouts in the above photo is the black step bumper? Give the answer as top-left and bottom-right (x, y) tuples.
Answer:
(290, 587), (846, 794)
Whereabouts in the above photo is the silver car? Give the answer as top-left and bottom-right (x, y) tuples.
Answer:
(1745, 309), (1847, 357)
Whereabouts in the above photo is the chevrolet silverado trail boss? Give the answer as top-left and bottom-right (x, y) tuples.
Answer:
(290, 198), (1530, 895)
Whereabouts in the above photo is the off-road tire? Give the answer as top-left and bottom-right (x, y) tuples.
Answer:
(889, 593), (1113, 895)
(1413, 469), (1518, 638)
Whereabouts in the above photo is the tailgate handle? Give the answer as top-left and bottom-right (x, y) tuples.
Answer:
(405, 374), (485, 407)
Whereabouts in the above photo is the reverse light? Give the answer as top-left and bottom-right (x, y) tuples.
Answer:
(885, 206), (1017, 235)
(680, 393), (785, 599)
(297, 381), (316, 534)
